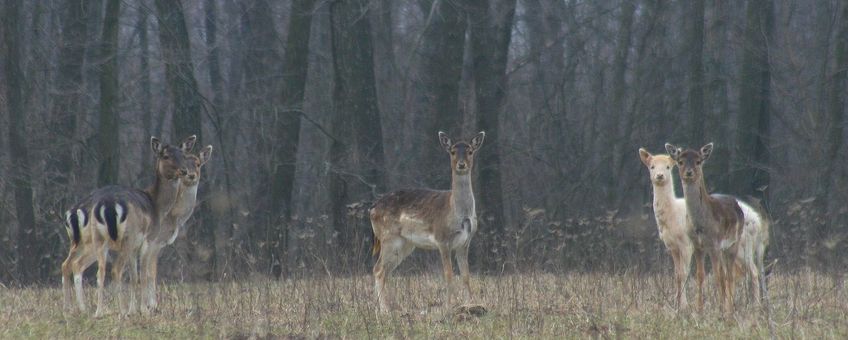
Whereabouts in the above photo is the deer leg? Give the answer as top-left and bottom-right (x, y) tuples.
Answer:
(437, 244), (454, 308)
(62, 249), (77, 312)
(695, 249), (706, 311)
(373, 238), (412, 313)
(72, 250), (98, 313)
(94, 244), (108, 318)
(111, 252), (128, 317)
(670, 248), (687, 310)
(456, 243), (473, 304)
(128, 252), (139, 314)
(148, 247), (162, 312)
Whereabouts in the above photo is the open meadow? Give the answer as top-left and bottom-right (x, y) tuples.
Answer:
(1, 271), (845, 339)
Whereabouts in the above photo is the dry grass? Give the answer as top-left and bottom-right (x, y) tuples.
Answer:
(0, 270), (845, 339)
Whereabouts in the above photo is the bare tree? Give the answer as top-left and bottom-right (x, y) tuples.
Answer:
(96, 0), (121, 186)
(3, 0), (38, 284)
(734, 0), (773, 201)
(466, 0), (516, 269)
(328, 0), (386, 255)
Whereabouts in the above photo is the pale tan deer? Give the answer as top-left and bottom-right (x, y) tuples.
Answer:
(370, 131), (484, 313)
(60, 136), (195, 317)
(666, 143), (743, 314)
(140, 145), (212, 312)
(638, 148), (698, 310)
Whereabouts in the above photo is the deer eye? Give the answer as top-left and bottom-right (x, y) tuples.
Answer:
(666, 166), (670, 170)
(650, 165), (655, 170)
(696, 161), (701, 166)
(678, 161), (683, 166)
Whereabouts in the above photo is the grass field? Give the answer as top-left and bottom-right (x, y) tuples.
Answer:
(1, 271), (845, 339)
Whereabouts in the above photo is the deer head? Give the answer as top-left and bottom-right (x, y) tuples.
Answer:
(439, 131), (485, 176)
(181, 145), (213, 186)
(639, 148), (675, 186)
(150, 135), (196, 180)
(665, 143), (713, 184)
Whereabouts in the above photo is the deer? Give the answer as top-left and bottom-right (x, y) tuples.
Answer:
(638, 148), (699, 310)
(60, 136), (195, 317)
(139, 145), (212, 312)
(731, 197), (770, 305)
(370, 131), (484, 313)
(666, 143), (744, 314)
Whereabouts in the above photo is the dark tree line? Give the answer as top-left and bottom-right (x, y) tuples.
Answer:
(1, 0), (847, 285)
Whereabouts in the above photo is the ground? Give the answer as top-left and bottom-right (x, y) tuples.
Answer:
(0, 271), (845, 339)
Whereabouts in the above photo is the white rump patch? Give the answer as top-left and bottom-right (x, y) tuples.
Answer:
(76, 209), (87, 228)
(115, 203), (125, 223)
(719, 239), (736, 250)
(167, 225), (180, 245)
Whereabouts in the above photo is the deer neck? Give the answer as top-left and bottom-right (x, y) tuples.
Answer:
(450, 172), (475, 218)
(681, 175), (715, 233)
(171, 182), (198, 221)
(146, 172), (180, 223)
(651, 182), (677, 227)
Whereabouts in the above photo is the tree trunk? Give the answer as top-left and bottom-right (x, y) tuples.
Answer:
(269, 0), (315, 277)
(155, 0), (208, 277)
(97, 0), (121, 187)
(48, 0), (91, 196)
(329, 0), (386, 265)
(688, 0), (705, 143)
(734, 0), (773, 201)
(3, 0), (39, 284)
(155, 0), (204, 143)
(605, 0), (635, 203)
(138, 5), (152, 178)
(812, 0), (848, 268)
(467, 0), (515, 271)
(403, 0), (466, 188)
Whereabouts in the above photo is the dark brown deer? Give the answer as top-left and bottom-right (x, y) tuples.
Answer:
(666, 143), (743, 314)
(370, 131), (484, 313)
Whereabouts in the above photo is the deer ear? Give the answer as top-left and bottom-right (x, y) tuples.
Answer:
(438, 131), (452, 152)
(638, 148), (652, 167)
(665, 143), (681, 160)
(151, 137), (162, 154)
(470, 131), (485, 151)
(199, 145), (213, 165)
(701, 143), (714, 161)
(180, 135), (197, 153)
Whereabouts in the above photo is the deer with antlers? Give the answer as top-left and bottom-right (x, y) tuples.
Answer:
(60, 136), (195, 317)
(370, 131), (484, 313)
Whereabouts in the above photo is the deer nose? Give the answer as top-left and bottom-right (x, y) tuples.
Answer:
(656, 174), (665, 180)
(685, 169), (694, 177)
(187, 173), (197, 181)
(179, 168), (188, 176)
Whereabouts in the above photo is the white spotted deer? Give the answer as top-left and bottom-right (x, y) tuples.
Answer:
(60, 136), (195, 317)
(666, 143), (743, 314)
(370, 131), (484, 313)
(639, 148), (698, 310)
(140, 145), (212, 312)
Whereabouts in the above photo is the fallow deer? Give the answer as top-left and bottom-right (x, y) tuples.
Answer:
(666, 143), (743, 314)
(140, 145), (212, 311)
(639, 148), (697, 310)
(60, 136), (195, 317)
(370, 131), (484, 313)
(732, 198), (770, 305)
